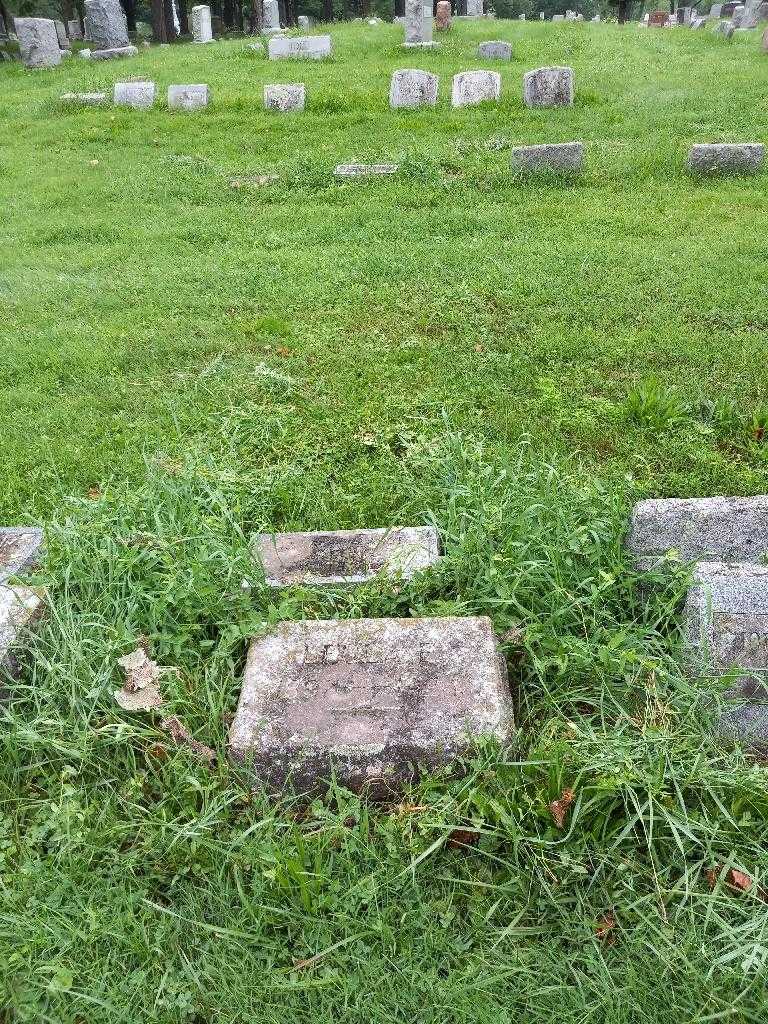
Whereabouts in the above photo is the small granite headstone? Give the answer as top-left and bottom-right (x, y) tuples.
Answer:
(262, 0), (282, 34)
(264, 83), (306, 111)
(466, 0), (484, 14)
(334, 163), (399, 177)
(435, 0), (451, 30)
(54, 20), (71, 48)
(191, 4), (213, 42)
(113, 80), (156, 108)
(404, 0), (436, 46)
(84, 0), (129, 48)
(298, 14), (310, 26)
(268, 34), (332, 58)
(687, 143), (765, 174)
(91, 44), (138, 59)
(229, 615), (512, 794)
(389, 68), (439, 108)
(60, 91), (108, 104)
(629, 495), (768, 569)
(451, 69), (501, 107)
(715, 18), (736, 35)
(257, 526), (439, 587)
(67, 17), (83, 38)
(685, 562), (768, 747)
(168, 84), (210, 110)
(15, 18), (62, 68)
(478, 39), (512, 59)
(523, 66), (574, 107)
(510, 141), (584, 173)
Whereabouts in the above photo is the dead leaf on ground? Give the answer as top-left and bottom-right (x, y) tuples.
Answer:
(447, 828), (480, 849)
(161, 715), (216, 763)
(549, 787), (575, 829)
(87, 486), (101, 500)
(595, 912), (616, 943)
(707, 865), (765, 900)
(114, 648), (173, 711)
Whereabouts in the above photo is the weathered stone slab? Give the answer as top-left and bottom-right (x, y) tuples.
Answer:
(113, 80), (156, 108)
(404, 0), (434, 44)
(0, 529), (43, 583)
(334, 163), (399, 177)
(451, 69), (500, 107)
(268, 34), (332, 58)
(687, 143), (765, 174)
(84, 0), (129, 48)
(262, 0), (281, 34)
(523, 66), (574, 107)
(510, 141), (584, 173)
(629, 495), (768, 570)
(690, 16), (708, 27)
(68, 17), (83, 39)
(477, 39), (512, 59)
(15, 18), (62, 68)
(264, 83), (305, 111)
(91, 44), (138, 59)
(229, 615), (512, 794)
(466, 0), (484, 14)
(60, 91), (108, 104)
(191, 4), (213, 42)
(78, 48), (92, 58)
(55, 20), (71, 48)
(435, 1), (451, 30)
(257, 526), (439, 587)
(168, 84), (209, 110)
(0, 585), (43, 676)
(685, 562), (768, 746)
(715, 18), (736, 35)
(389, 68), (439, 108)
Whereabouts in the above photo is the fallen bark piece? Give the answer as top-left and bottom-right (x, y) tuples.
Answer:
(161, 715), (216, 763)
(114, 647), (167, 710)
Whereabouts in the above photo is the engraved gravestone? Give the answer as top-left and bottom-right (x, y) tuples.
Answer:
(84, 0), (129, 48)
(229, 616), (513, 793)
(389, 68), (439, 108)
(268, 34), (332, 58)
(191, 5), (213, 42)
(523, 66), (574, 107)
(451, 70), (501, 107)
(404, 0), (435, 45)
(15, 18), (62, 68)
(264, 83), (306, 111)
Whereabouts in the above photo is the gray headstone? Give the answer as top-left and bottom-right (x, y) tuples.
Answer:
(552, 14), (565, 21)
(687, 143), (765, 173)
(14, 18), (62, 68)
(67, 18), (83, 39)
(90, 44), (138, 59)
(466, 0), (484, 14)
(711, 3), (723, 14)
(334, 163), (400, 177)
(257, 526), (439, 587)
(0, 528), (43, 584)
(739, 0), (766, 26)
(629, 495), (768, 569)
(297, 14), (310, 26)
(404, 0), (434, 45)
(54, 19), (71, 48)
(510, 141), (584, 173)
(267, 34), (332, 58)
(690, 16), (708, 27)
(732, 3), (745, 23)
(389, 68), (439, 108)
(451, 69), (501, 107)
(191, 4), (213, 42)
(264, 83), (306, 111)
(523, 66), (574, 107)
(84, 0), (129, 48)
(168, 84), (210, 110)
(60, 91), (108, 104)
(685, 562), (768, 747)
(262, 0), (281, 33)
(477, 39), (512, 59)
(0, 586), (43, 676)
(229, 615), (512, 794)
(113, 80), (156, 108)
(715, 18), (736, 35)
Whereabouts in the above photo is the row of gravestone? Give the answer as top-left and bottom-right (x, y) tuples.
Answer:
(3, 496), (768, 793)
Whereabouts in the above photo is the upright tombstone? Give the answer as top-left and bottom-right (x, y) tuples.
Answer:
(191, 4), (213, 42)
(67, 17), (83, 38)
(732, 3), (745, 23)
(740, 0), (768, 26)
(466, 0), (484, 14)
(552, 13), (565, 20)
(54, 20), (71, 48)
(229, 616), (512, 795)
(389, 68), (439, 107)
(435, 0), (451, 30)
(648, 9), (669, 24)
(523, 66), (574, 107)
(15, 18), (62, 68)
(168, 84), (210, 109)
(262, 0), (282, 34)
(711, 2), (723, 13)
(267, 34), (332, 58)
(685, 562), (768, 747)
(264, 83), (306, 111)
(451, 70), (501, 107)
(84, 0), (129, 48)
(404, 0), (435, 46)
(478, 39), (512, 59)
(687, 143), (765, 174)
(297, 13), (310, 26)
(715, 17), (736, 34)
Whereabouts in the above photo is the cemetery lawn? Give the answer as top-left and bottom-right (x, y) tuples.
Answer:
(3, 19), (768, 1023)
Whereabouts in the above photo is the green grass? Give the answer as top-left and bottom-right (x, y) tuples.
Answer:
(3, 19), (768, 1022)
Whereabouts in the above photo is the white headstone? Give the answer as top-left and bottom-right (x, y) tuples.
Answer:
(191, 5), (213, 42)
(264, 83), (306, 111)
(168, 84), (210, 110)
(262, 0), (281, 34)
(451, 69), (501, 107)
(113, 80), (156, 109)
(389, 68), (439, 108)
(267, 34), (332, 58)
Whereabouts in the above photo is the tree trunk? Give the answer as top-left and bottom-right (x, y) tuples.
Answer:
(223, 0), (234, 26)
(360, 0), (369, 14)
(121, 0), (137, 31)
(0, 0), (12, 33)
(248, 0), (262, 33)
(177, 0), (189, 32)
(322, 0), (333, 19)
(617, 0), (629, 22)
(151, 0), (168, 40)
(163, 0), (177, 36)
